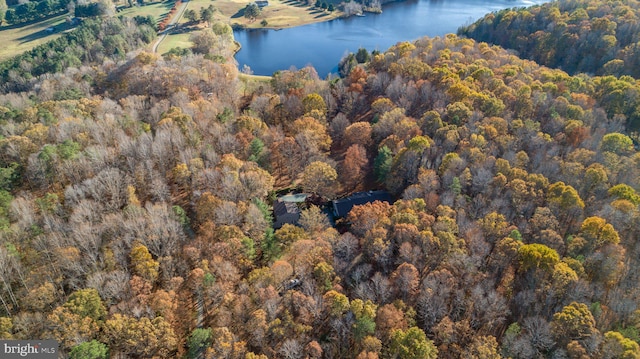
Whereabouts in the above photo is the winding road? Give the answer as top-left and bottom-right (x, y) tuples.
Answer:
(152, 0), (190, 53)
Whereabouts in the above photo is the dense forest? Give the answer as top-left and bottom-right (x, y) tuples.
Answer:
(459, 0), (640, 79)
(459, 0), (640, 132)
(1, 3), (640, 358)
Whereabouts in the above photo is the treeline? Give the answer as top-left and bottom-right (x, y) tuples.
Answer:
(0, 16), (156, 93)
(74, 1), (112, 18)
(4, 0), (70, 25)
(458, 0), (640, 78)
(1, 11), (640, 359)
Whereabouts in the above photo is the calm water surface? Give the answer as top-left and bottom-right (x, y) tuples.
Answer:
(233, 0), (545, 77)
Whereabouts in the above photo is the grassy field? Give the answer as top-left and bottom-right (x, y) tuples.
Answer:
(0, 14), (69, 61)
(175, 0), (340, 28)
(118, 1), (176, 25)
(214, 0), (341, 29)
(157, 33), (193, 54)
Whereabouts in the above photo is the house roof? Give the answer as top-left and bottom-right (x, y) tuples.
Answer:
(274, 199), (300, 217)
(332, 190), (392, 218)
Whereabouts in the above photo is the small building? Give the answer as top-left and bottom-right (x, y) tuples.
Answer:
(332, 190), (392, 218)
(273, 199), (301, 229)
(255, 0), (269, 7)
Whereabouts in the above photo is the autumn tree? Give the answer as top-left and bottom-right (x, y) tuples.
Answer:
(302, 93), (327, 116)
(386, 327), (438, 359)
(517, 243), (559, 272)
(343, 122), (373, 149)
(375, 304), (408, 342)
(291, 116), (332, 153)
(546, 181), (584, 234)
(102, 314), (177, 357)
(0, 317), (12, 338)
(299, 205), (331, 234)
(341, 144), (369, 191)
(579, 216), (620, 249)
(130, 244), (159, 283)
(48, 289), (106, 350)
(608, 184), (640, 205)
(463, 335), (501, 359)
(391, 263), (419, 303)
(347, 200), (393, 237)
(301, 161), (338, 199)
(600, 133), (634, 155)
(601, 331), (640, 359)
(323, 290), (350, 317)
(351, 299), (378, 342)
(270, 137), (305, 181)
(551, 302), (597, 345)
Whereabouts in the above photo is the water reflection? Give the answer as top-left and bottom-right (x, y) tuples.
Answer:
(233, 0), (546, 77)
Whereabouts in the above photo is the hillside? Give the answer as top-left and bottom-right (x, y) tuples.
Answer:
(0, 7), (640, 359)
(459, 0), (640, 79)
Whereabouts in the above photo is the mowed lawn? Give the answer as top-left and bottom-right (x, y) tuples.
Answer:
(217, 0), (341, 28)
(157, 33), (192, 54)
(117, 1), (176, 25)
(0, 14), (69, 61)
(183, 0), (341, 29)
(0, 3), (173, 62)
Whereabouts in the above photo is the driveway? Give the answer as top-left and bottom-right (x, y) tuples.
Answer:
(152, 0), (189, 53)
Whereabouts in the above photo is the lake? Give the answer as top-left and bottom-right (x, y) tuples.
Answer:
(233, 0), (545, 77)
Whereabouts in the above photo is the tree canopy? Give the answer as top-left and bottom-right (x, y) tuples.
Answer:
(1, 3), (640, 357)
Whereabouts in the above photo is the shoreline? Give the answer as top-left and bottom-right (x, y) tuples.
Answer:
(227, 0), (402, 31)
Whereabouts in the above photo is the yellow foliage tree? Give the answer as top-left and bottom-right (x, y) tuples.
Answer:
(130, 244), (159, 282)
